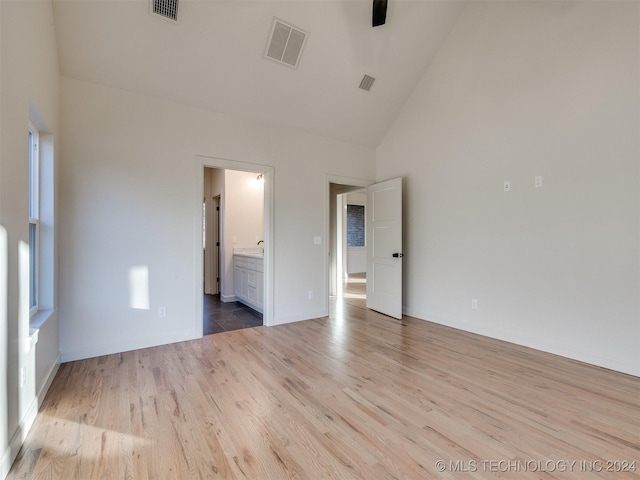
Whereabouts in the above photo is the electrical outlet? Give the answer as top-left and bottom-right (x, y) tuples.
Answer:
(158, 306), (167, 317)
(308, 290), (314, 300)
(534, 176), (543, 188)
(471, 299), (478, 310)
(503, 181), (511, 192)
(313, 236), (322, 245)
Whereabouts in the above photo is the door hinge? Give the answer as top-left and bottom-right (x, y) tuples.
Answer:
(216, 206), (220, 211)
(216, 277), (220, 282)
(216, 242), (220, 247)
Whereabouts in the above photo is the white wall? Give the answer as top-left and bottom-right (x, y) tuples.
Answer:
(0, 1), (60, 477)
(377, 1), (639, 376)
(346, 250), (366, 275)
(221, 170), (264, 301)
(210, 167), (224, 199)
(59, 76), (375, 361)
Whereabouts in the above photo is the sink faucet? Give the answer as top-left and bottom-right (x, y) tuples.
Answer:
(257, 240), (264, 245)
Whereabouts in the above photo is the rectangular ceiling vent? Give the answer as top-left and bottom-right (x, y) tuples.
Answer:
(265, 18), (308, 69)
(152, 0), (179, 22)
(359, 75), (376, 92)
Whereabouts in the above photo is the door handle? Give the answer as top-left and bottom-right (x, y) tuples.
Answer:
(392, 253), (404, 258)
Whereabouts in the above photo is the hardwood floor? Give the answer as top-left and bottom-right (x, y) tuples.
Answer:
(341, 273), (366, 299)
(8, 295), (639, 479)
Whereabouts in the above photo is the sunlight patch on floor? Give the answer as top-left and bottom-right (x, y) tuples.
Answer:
(342, 292), (366, 299)
(15, 413), (153, 472)
(345, 276), (366, 284)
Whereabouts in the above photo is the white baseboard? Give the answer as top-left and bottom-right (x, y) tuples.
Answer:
(61, 330), (200, 362)
(220, 293), (237, 303)
(403, 307), (639, 377)
(38, 353), (61, 408)
(0, 396), (38, 480)
(1, 442), (16, 480)
(1, 350), (59, 480)
(270, 309), (328, 327)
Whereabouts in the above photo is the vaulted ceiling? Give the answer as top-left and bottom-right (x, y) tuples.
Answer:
(52, 0), (467, 147)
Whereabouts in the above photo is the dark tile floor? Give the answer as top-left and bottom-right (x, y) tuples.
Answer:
(203, 294), (263, 335)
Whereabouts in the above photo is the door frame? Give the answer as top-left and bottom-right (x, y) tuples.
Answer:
(203, 194), (220, 295)
(195, 156), (275, 334)
(213, 195), (221, 295)
(326, 174), (373, 311)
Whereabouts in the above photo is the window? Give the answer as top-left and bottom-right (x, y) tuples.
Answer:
(28, 122), (39, 313)
(27, 106), (55, 324)
(346, 204), (365, 247)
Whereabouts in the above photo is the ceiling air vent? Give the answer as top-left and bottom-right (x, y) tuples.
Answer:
(359, 74), (377, 92)
(264, 18), (308, 69)
(152, 0), (179, 21)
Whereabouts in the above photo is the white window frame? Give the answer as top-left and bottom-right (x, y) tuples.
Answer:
(29, 121), (40, 315)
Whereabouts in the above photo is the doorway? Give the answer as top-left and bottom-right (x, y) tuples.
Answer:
(203, 168), (264, 334)
(204, 195), (220, 296)
(195, 157), (274, 336)
(338, 190), (367, 300)
(328, 176), (404, 320)
(328, 180), (370, 307)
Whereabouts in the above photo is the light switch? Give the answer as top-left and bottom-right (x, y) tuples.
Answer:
(504, 181), (511, 192)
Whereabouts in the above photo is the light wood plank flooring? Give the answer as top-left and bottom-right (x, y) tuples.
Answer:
(8, 296), (639, 479)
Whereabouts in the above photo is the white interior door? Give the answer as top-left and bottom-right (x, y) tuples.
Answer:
(366, 177), (403, 319)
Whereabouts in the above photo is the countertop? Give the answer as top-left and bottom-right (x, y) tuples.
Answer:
(233, 247), (264, 258)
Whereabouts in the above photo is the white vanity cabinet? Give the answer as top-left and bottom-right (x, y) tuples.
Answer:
(233, 254), (263, 313)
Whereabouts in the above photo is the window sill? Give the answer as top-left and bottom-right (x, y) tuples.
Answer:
(30, 308), (55, 331)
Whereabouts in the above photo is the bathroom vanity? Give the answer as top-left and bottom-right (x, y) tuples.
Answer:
(233, 249), (263, 313)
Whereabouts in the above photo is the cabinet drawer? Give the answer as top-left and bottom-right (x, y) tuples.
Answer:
(235, 256), (249, 268)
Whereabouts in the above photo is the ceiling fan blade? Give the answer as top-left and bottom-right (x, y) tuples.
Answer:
(372, 0), (387, 27)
